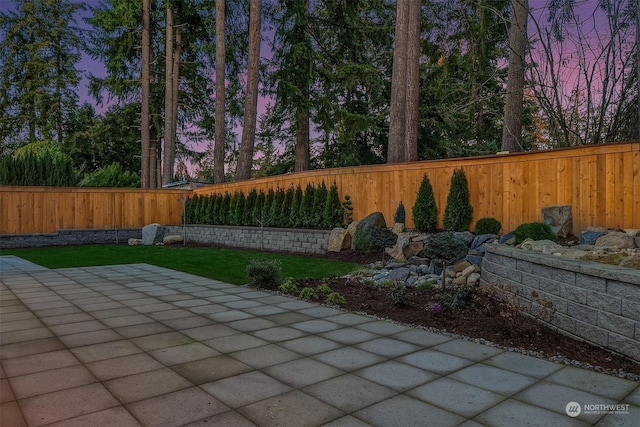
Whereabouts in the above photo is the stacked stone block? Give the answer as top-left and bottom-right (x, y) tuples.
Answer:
(481, 244), (640, 362)
(0, 228), (142, 249)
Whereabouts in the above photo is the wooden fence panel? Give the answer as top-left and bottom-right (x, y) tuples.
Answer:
(191, 142), (640, 234)
(1, 142), (639, 235)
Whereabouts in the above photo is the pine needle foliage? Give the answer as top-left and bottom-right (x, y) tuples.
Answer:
(443, 169), (473, 232)
(412, 174), (438, 232)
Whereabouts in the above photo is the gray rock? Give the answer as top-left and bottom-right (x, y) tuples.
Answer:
(467, 272), (481, 286)
(386, 232), (412, 261)
(352, 212), (387, 252)
(499, 232), (515, 244)
(471, 234), (499, 251)
(128, 238), (143, 245)
(386, 262), (405, 270)
(328, 227), (351, 252)
(142, 223), (164, 245)
(579, 230), (602, 245)
(386, 267), (411, 282)
(465, 254), (484, 265)
(163, 235), (184, 245)
(406, 256), (430, 265)
(519, 239), (566, 254)
(595, 232), (637, 249)
(453, 231), (475, 246)
(541, 204), (573, 238)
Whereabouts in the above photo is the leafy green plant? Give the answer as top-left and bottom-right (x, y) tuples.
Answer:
(514, 222), (558, 243)
(435, 286), (476, 311)
(311, 181), (328, 227)
(300, 183), (316, 228)
(475, 217), (502, 235)
(370, 228), (398, 262)
(317, 283), (333, 294)
(81, 162), (139, 187)
(246, 259), (282, 290)
(394, 201), (406, 223)
(278, 277), (298, 294)
(443, 169), (473, 232)
(412, 174), (437, 232)
(423, 232), (468, 288)
(326, 292), (347, 305)
(388, 282), (410, 305)
(299, 287), (318, 300)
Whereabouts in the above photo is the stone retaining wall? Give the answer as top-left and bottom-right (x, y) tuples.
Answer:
(481, 244), (640, 362)
(164, 224), (330, 255)
(0, 228), (142, 249)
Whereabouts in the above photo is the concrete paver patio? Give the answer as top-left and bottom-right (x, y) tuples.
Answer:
(1, 255), (638, 426)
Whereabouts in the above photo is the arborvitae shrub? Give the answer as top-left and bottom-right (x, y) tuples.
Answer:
(211, 194), (221, 224)
(443, 169), (473, 232)
(263, 189), (275, 226)
(195, 195), (207, 224)
(253, 191), (266, 225)
(245, 190), (257, 226)
(323, 182), (343, 228)
(269, 188), (285, 227)
(219, 192), (231, 225)
(300, 183), (316, 228)
(280, 186), (294, 227)
(311, 181), (328, 228)
(514, 222), (558, 243)
(475, 217), (502, 235)
(290, 185), (303, 227)
(204, 195), (214, 224)
(394, 201), (406, 224)
(412, 175), (438, 232)
(234, 192), (246, 225)
(184, 195), (196, 223)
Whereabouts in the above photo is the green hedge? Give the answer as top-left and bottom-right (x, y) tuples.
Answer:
(184, 181), (350, 229)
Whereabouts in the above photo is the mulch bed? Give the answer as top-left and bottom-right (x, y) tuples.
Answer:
(296, 274), (640, 377)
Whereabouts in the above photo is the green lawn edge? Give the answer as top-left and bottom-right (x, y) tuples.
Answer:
(0, 245), (358, 285)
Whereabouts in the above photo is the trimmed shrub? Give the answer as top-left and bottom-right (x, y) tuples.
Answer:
(475, 217), (502, 235)
(289, 185), (303, 227)
(252, 191), (266, 226)
(246, 259), (282, 289)
(81, 162), (138, 187)
(244, 190), (258, 226)
(311, 181), (328, 227)
(412, 175), (437, 232)
(269, 188), (285, 227)
(300, 183), (316, 228)
(280, 186), (294, 227)
(443, 169), (473, 232)
(514, 222), (558, 243)
(323, 181), (343, 228)
(263, 189), (275, 226)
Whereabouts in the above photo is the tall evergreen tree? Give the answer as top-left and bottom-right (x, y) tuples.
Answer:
(0, 0), (84, 148)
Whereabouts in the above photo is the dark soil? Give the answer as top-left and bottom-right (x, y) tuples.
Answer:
(181, 244), (639, 377)
(295, 275), (640, 377)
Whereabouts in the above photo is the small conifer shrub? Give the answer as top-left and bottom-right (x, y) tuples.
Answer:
(475, 217), (502, 235)
(394, 201), (406, 224)
(246, 259), (282, 290)
(412, 175), (437, 233)
(514, 222), (558, 243)
(443, 169), (473, 232)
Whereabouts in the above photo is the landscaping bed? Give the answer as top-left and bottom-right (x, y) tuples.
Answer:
(291, 274), (640, 379)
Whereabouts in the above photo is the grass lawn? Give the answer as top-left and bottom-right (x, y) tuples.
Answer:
(0, 245), (358, 285)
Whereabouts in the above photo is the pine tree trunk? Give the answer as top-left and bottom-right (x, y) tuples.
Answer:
(171, 27), (181, 177)
(236, 0), (262, 181)
(501, 0), (528, 152)
(387, 0), (410, 164)
(141, 0), (151, 188)
(162, 6), (174, 185)
(294, 0), (310, 172)
(213, 0), (226, 184)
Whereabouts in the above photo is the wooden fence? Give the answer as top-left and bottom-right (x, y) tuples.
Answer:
(1, 141), (639, 235)
(0, 187), (187, 235)
(193, 142), (640, 235)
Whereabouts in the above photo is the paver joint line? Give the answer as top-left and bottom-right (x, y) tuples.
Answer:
(1, 255), (638, 427)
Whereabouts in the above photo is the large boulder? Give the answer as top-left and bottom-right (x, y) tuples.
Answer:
(595, 231), (637, 250)
(328, 227), (352, 252)
(142, 223), (164, 245)
(579, 230), (603, 245)
(386, 233), (412, 260)
(347, 221), (360, 249)
(352, 212), (387, 252)
(541, 204), (573, 238)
